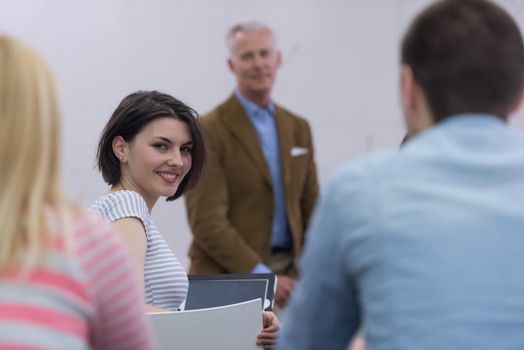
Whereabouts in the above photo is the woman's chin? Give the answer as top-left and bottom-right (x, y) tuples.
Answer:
(160, 188), (179, 198)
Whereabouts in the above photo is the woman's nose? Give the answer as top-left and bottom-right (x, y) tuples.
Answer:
(167, 151), (183, 166)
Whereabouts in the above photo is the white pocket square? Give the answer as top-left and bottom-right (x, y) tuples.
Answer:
(290, 147), (309, 157)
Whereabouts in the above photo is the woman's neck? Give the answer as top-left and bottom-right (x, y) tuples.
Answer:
(110, 182), (157, 213)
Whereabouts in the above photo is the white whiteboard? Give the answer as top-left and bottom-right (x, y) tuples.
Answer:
(1, 0), (523, 269)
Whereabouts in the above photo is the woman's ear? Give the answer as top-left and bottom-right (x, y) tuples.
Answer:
(112, 136), (127, 163)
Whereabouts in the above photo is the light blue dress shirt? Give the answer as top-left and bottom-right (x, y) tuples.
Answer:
(235, 92), (291, 251)
(279, 115), (524, 350)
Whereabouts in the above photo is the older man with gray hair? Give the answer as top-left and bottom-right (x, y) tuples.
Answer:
(185, 20), (319, 309)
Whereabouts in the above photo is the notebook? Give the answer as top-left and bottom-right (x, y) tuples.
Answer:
(148, 298), (262, 350)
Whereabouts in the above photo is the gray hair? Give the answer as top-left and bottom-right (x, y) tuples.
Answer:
(226, 20), (278, 55)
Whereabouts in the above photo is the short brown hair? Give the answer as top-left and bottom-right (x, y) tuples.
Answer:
(401, 0), (524, 122)
(96, 91), (206, 201)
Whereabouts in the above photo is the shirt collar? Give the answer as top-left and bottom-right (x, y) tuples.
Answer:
(235, 90), (275, 117)
(438, 113), (507, 128)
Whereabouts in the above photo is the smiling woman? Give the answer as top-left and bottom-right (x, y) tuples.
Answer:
(90, 91), (206, 312)
(113, 117), (194, 209)
(89, 90), (280, 349)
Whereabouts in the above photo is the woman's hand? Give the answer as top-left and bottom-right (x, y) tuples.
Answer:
(256, 311), (280, 350)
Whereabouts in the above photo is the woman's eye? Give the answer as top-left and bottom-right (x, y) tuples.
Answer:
(181, 146), (193, 154)
(154, 143), (168, 151)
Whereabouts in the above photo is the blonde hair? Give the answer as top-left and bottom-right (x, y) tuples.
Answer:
(0, 36), (71, 270)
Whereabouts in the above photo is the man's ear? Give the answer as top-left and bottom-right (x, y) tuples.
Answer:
(400, 64), (416, 114)
(401, 65), (434, 135)
(112, 136), (127, 163)
(227, 57), (235, 74)
(276, 49), (282, 68)
(510, 89), (524, 115)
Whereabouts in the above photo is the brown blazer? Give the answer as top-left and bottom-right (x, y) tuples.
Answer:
(185, 95), (319, 274)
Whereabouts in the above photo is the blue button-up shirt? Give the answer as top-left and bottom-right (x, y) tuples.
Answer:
(279, 115), (524, 349)
(235, 92), (292, 256)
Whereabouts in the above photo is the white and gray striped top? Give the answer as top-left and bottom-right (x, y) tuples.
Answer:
(89, 190), (188, 311)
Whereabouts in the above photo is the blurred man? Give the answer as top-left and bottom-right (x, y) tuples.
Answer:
(185, 20), (319, 309)
(279, 0), (524, 349)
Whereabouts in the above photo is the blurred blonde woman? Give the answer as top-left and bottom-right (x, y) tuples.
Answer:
(0, 36), (156, 349)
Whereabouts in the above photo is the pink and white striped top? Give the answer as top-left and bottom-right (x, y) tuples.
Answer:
(0, 209), (157, 349)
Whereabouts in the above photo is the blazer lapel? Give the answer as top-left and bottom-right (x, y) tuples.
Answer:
(223, 96), (272, 186)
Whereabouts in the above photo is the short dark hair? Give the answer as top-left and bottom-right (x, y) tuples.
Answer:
(401, 0), (524, 122)
(96, 90), (206, 201)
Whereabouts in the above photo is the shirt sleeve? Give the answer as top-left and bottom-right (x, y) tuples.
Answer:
(78, 216), (157, 350)
(251, 263), (272, 274)
(278, 167), (363, 349)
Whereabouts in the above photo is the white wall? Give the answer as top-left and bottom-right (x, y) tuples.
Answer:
(2, 0), (523, 269)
